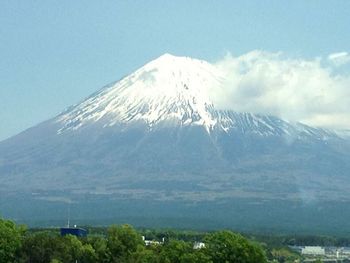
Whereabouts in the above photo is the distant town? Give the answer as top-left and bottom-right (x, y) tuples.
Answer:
(290, 246), (350, 262)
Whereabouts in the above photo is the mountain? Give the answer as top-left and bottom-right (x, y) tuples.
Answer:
(1, 54), (350, 233)
(56, 53), (335, 139)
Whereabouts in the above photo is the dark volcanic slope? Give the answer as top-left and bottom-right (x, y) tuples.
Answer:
(1, 116), (349, 200)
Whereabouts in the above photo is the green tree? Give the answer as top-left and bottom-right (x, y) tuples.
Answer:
(0, 218), (25, 263)
(21, 232), (97, 263)
(158, 239), (212, 263)
(55, 235), (97, 263)
(180, 250), (212, 263)
(159, 239), (191, 263)
(61, 235), (84, 262)
(128, 244), (159, 263)
(270, 247), (300, 263)
(20, 232), (57, 263)
(107, 224), (143, 262)
(89, 237), (111, 263)
(204, 230), (267, 263)
(80, 243), (98, 263)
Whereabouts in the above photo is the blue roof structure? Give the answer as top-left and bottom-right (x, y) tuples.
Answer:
(60, 227), (87, 237)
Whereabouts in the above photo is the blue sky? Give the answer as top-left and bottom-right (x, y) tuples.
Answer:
(1, 1), (350, 140)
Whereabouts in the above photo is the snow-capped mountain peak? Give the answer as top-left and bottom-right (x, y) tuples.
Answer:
(57, 54), (225, 133)
(56, 54), (337, 140)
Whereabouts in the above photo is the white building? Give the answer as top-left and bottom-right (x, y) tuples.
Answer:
(301, 246), (325, 256)
(193, 242), (205, 249)
(142, 236), (164, 246)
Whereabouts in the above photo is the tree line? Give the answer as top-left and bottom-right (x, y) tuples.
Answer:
(1, 217), (267, 263)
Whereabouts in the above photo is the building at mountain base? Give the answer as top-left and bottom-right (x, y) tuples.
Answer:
(60, 227), (87, 237)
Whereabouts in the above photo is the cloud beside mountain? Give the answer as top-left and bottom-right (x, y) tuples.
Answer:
(211, 51), (350, 130)
(328, 52), (350, 66)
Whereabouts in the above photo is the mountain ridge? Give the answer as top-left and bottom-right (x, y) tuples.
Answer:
(1, 53), (350, 231)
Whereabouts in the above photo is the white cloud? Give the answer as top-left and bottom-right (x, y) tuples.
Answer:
(210, 50), (350, 130)
(328, 52), (350, 66)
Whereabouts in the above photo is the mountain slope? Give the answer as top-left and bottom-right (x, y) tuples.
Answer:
(0, 54), (350, 231)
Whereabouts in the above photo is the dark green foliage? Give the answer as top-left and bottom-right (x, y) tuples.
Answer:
(128, 245), (159, 263)
(204, 231), (267, 263)
(20, 232), (57, 263)
(159, 240), (193, 262)
(19, 232), (97, 263)
(0, 218), (25, 263)
(107, 224), (144, 262)
(88, 237), (110, 263)
(268, 247), (300, 263)
(2, 218), (277, 263)
(160, 239), (211, 263)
